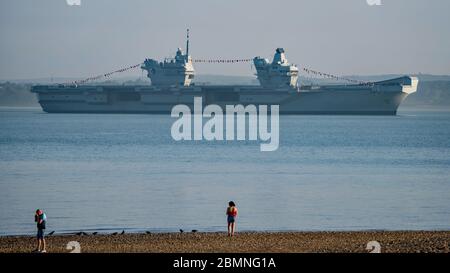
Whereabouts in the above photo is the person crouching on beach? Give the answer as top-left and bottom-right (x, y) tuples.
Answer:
(226, 201), (238, 237)
(34, 209), (47, 253)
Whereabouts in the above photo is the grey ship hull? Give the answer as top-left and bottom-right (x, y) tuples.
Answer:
(31, 76), (418, 115)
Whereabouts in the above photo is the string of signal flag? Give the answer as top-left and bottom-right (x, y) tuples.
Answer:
(302, 67), (374, 86)
(67, 63), (142, 85)
(64, 59), (373, 86)
(193, 59), (253, 63)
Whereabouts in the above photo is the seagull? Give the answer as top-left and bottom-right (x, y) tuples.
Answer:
(179, 229), (184, 233)
(120, 230), (125, 235)
(92, 232), (98, 235)
(145, 231), (151, 234)
(192, 230), (198, 233)
(48, 231), (55, 236)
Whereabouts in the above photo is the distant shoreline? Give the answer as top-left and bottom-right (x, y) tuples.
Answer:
(2, 78), (450, 108)
(1, 106), (450, 112)
(1, 231), (449, 253)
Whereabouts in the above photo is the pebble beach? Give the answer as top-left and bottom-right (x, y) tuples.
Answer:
(1, 231), (449, 253)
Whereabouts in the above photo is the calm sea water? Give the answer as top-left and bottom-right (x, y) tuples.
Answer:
(0, 107), (449, 236)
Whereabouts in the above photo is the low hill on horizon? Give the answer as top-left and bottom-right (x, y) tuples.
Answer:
(1, 74), (450, 108)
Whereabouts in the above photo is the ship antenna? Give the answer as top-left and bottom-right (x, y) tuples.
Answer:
(186, 28), (190, 56)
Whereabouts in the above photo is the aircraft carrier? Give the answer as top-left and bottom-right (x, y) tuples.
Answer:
(31, 32), (418, 115)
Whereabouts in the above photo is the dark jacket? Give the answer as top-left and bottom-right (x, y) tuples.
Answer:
(35, 214), (46, 230)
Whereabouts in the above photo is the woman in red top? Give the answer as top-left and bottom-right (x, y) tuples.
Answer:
(226, 201), (238, 237)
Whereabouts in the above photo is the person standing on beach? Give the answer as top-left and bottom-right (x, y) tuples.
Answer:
(34, 209), (47, 253)
(226, 201), (238, 237)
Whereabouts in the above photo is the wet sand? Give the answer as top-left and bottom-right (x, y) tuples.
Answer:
(0, 231), (449, 253)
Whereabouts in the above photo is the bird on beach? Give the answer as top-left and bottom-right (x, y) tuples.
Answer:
(81, 232), (88, 236)
(111, 232), (118, 236)
(92, 232), (98, 235)
(48, 231), (55, 236)
(145, 231), (151, 234)
(192, 230), (198, 233)
(75, 232), (82, 236)
(179, 229), (184, 233)
(120, 230), (125, 235)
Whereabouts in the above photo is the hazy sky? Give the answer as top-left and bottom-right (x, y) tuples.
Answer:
(1, 0), (449, 80)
